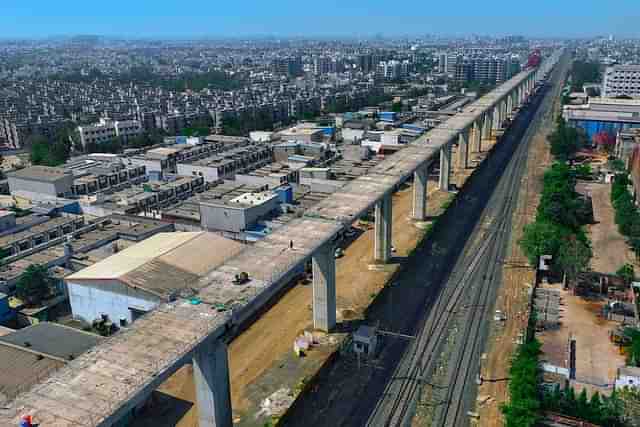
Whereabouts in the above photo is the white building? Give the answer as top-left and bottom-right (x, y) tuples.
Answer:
(200, 191), (280, 234)
(615, 366), (640, 390)
(78, 118), (142, 148)
(65, 232), (244, 325)
(603, 65), (640, 99)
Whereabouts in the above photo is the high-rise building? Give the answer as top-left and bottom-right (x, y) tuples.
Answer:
(272, 57), (304, 77)
(438, 52), (447, 74)
(313, 56), (331, 75)
(358, 54), (374, 73)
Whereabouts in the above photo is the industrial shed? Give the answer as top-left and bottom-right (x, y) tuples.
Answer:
(65, 232), (244, 325)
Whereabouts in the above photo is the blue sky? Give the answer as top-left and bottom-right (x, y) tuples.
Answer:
(1, 0), (638, 38)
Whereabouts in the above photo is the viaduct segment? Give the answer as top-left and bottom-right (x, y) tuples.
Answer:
(0, 50), (562, 427)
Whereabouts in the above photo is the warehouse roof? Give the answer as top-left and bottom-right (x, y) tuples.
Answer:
(67, 232), (245, 298)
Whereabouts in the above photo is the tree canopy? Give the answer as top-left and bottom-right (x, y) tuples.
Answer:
(501, 339), (542, 427)
(29, 131), (72, 167)
(519, 161), (592, 281)
(570, 60), (601, 92)
(16, 264), (52, 306)
(611, 173), (640, 260)
(548, 117), (583, 160)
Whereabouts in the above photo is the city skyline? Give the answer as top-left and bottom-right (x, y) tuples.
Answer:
(1, 0), (640, 38)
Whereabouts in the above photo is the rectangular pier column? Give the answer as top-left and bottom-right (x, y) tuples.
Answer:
(412, 165), (428, 221)
(472, 120), (482, 152)
(439, 143), (451, 191)
(457, 130), (469, 169)
(483, 112), (492, 139)
(312, 243), (336, 332)
(492, 105), (501, 131)
(193, 339), (232, 427)
(518, 86), (524, 105)
(374, 193), (393, 263)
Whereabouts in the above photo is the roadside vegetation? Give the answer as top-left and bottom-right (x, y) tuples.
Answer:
(519, 161), (593, 284)
(542, 386), (625, 426)
(548, 117), (586, 160)
(569, 60), (601, 93)
(501, 339), (543, 426)
(611, 173), (640, 259)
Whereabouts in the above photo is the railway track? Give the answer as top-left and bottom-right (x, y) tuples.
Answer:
(366, 53), (571, 427)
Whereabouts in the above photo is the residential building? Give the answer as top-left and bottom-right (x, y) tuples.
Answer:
(77, 118), (142, 148)
(603, 65), (640, 99)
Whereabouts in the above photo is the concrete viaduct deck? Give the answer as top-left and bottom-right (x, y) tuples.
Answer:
(0, 50), (562, 427)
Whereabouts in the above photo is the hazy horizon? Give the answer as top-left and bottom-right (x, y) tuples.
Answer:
(2, 0), (639, 39)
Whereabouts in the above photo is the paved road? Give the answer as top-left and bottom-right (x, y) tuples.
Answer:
(283, 56), (570, 427)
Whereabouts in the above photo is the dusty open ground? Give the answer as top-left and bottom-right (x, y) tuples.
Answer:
(131, 139), (496, 427)
(587, 181), (638, 275)
(536, 180), (631, 396)
(536, 281), (625, 394)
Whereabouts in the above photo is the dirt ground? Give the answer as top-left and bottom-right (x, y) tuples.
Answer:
(475, 128), (551, 427)
(586, 181), (638, 275)
(536, 282), (625, 395)
(134, 139), (497, 427)
(475, 92), (562, 426)
(533, 180), (632, 397)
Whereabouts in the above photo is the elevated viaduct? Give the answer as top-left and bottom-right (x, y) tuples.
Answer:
(0, 50), (562, 427)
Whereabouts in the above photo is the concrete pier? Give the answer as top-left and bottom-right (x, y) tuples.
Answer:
(312, 243), (337, 332)
(472, 120), (482, 152)
(457, 130), (469, 169)
(412, 165), (428, 221)
(374, 193), (393, 263)
(483, 111), (493, 139)
(492, 105), (501, 131)
(439, 143), (451, 191)
(193, 340), (232, 427)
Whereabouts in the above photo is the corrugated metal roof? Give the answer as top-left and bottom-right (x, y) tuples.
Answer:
(66, 232), (202, 280)
(67, 232), (245, 298)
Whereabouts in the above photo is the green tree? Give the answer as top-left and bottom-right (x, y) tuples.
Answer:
(30, 138), (50, 165)
(577, 389), (590, 417)
(501, 339), (542, 427)
(589, 392), (603, 424)
(556, 233), (592, 285)
(519, 220), (570, 265)
(617, 263), (635, 284)
(548, 118), (582, 160)
(16, 264), (51, 306)
(561, 386), (578, 417)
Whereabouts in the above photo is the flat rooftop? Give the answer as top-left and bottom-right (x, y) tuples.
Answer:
(7, 166), (71, 183)
(0, 322), (103, 360)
